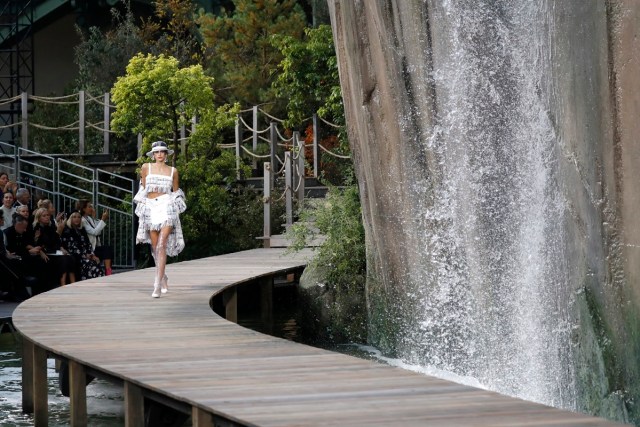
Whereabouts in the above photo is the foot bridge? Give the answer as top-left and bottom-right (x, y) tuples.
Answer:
(12, 248), (627, 426)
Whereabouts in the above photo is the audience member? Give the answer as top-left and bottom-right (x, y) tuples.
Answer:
(33, 207), (76, 286)
(77, 199), (113, 275)
(1, 192), (15, 231)
(14, 188), (31, 210)
(37, 199), (65, 234)
(0, 172), (17, 197)
(61, 211), (105, 281)
(4, 213), (48, 294)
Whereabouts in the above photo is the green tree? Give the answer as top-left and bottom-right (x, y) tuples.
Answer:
(111, 53), (231, 160)
(272, 25), (343, 129)
(198, 0), (307, 110)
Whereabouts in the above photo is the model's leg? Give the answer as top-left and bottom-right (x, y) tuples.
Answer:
(155, 227), (172, 295)
(149, 230), (161, 297)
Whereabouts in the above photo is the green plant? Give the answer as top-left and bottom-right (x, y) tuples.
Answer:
(288, 185), (367, 342)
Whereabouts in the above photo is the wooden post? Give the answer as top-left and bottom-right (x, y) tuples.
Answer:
(192, 407), (214, 427)
(223, 288), (237, 323)
(261, 277), (273, 335)
(69, 360), (87, 426)
(21, 92), (28, 149)
(252, 105), (258, 171)
(285, 152), (293, 227)
(103, 92), (110, 154)
(22, 338), (34, 414)
(296, 132), (305, 202)
(124, 382), (144, 427)
(79, 90), (85, 155)
(137, 134), (143, 156)
(263, 162), (271, 248)
(313, 114), (318, 178)
(33, 344), (48, 426)
(269, 122), (277, 191)
(235, 118), (241, 180)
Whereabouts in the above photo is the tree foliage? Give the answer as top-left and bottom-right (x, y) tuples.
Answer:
(111, 53), (234, 160)
(272, 25), (343, 129)
(198, 0), (307, 110)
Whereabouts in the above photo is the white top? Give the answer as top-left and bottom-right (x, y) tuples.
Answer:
(82, 215), (106, 250)
(145, 163), (174, 194)
(1, 205), (15, 230)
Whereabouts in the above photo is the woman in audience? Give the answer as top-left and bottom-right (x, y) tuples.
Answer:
(61, 211), (104, 281)
(76, 199), (113, 275)
(0, 172), (18, 196)
(4, 213), (47, 294)
(32, 207), (76, 286)
(1, 192), (15, 231)
(37, 199), (65, 234)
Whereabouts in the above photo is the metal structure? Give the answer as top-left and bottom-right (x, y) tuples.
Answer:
(0, 0), (34, 146)
(0, 141), (136, 269)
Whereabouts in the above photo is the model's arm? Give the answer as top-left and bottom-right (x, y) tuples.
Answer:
(172, 167), (179, 191)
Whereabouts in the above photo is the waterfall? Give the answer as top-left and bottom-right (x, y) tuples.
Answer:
(400, 0), (578, 408)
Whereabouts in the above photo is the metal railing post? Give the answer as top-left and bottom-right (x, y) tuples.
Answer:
(313, 114), (318, 178)
(269, 122), (276, 191)
(235, 117), (241, 180)
(21, 92), (28, 149)
(263, 162), (271, 248)
(252, 105), (258, 171)
(103, 92), (110, 154)
(296, 132), (305, 202)
(79, 90), (85, 155)
(285, 151), (292, 227)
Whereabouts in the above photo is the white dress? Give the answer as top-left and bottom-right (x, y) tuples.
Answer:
(133, 164), (186, 257)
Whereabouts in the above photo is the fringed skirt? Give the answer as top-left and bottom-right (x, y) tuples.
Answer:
(134, 188), (186, 257)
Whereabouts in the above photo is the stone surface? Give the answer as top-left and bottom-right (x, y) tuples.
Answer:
(328, 0), (640, 423)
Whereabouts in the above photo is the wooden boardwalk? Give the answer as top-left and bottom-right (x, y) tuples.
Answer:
(12, 248), (627, 426)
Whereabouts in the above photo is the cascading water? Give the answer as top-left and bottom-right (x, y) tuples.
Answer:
(400, 0), (578, 409)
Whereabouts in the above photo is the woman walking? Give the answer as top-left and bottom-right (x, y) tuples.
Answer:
(134, 141), (186, 298)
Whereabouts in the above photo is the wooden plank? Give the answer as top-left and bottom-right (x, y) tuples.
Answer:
(10, 248), (629, 427)
(124, 381), (144, 427)
(69, 360), (87, 427)
(33, 344), (48, 426)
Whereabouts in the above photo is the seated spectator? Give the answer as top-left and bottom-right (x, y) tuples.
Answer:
(4, 213), (48, 295)
(0, 215), (30, 301)
(1, 192), (15, 231)
(14, 188), (31, 210)
(61, 211), (104, 281)
(37, 199), (65, 234)
(33, 207), (76, 286)
(0, 172), (18, 197)
(77, 199), (114, 275)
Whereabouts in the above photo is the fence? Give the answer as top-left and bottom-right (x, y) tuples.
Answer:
(0, 91), (352, 246)
(0, 141), (135, 268)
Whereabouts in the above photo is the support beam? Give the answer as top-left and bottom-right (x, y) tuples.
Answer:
(192, 407), (214, 427)
(69, 360), (87, 427)
(261, 277), (273, 335)
(263, 162), (271, 248)
(124, 382), (144, 427)
(223, 288), (237, 323)
(33, 344), (48, 426)
(22, 338), (34, 414)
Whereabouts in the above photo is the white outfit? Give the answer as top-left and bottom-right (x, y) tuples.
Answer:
(133, 163), (186, 257)
(82, 215), (106, 250)
(1, 205), (15, 230)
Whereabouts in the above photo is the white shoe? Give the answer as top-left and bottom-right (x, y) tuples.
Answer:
(161, 274), (168, 294)
(152, 282), (161, 298)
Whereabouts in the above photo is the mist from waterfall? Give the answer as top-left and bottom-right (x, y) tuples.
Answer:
(402, 0), (579, 409)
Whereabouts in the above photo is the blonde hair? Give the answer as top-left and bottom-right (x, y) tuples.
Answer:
(66, 211), (82, 229)
(32, 207), (49, 227)
(37, 199), (52, 209)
